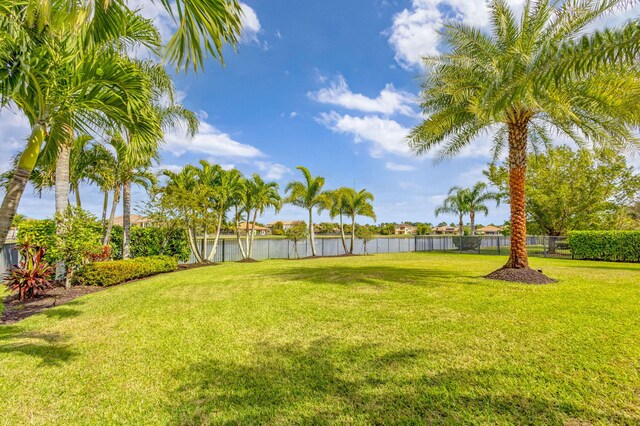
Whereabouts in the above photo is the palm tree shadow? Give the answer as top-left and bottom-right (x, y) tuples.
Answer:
(168, 339), (626, 424)
(272, 264), (481, 288)
(0, 325), (76, 366)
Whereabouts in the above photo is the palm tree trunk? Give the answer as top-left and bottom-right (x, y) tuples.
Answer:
(505, 120), (529, 269)
(103, 186), (120, 246)
(459, 214), (464, 236)
(0, 123), (46, 248)
(207, 213), (224, 262)
(245, 210), (251, 258)
(101, 192), (109, 227)
(234, 205), (247, 259)
(350, 216), (356, 255)
(308, 209), (316, 256)
(188, 226), (204, 263)
(55, 142), (71, 214)
(122, 180), (132, 259)
(470, 211), (475, 236)
(249, 210), (258, 258)
(75, 188), (81, 208)
(339, 213), (348, 254)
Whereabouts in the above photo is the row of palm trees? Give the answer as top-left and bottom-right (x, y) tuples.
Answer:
(158, 164), (376, 261)
(435, 183), (500, 236)
(0, 0), (238, 256)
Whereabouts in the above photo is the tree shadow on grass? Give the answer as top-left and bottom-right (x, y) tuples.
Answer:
(0, 325), (76, 366)
(169, 339), (629, 424)
(272, 265), (483, 288)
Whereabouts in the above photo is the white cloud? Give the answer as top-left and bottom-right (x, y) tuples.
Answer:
(386, 0), (522, 70)
(240, 3), (262, 44)
(255, 161), (291, 180)
(289, 112), (298, 118)
(163, 120), (264, 159)
(317, 111), (412, 158)
(0, 108), (31, 172)
(308, 75), (417, 116)
(385, 162), (416, 171)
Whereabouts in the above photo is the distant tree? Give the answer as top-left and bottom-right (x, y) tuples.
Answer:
(486, 147), (640, 236)
(416, 224), (432, 235)
(435, 188), (469, 236)
(271, 221), (285, 236)
(286, 221), (309, 259)
(464, 183), (500, 235)
(355, 225), (376, 255)
(285, 167), (330, 257)
(379, 223), (396, 236)
(341, 188), (376, 255)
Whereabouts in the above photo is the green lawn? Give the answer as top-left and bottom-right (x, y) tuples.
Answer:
(1, 253), (639, 424)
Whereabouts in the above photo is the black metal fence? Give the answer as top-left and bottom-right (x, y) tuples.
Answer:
(189, 235), (571, 263)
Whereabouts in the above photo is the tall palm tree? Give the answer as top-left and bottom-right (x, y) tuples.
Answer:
(206, 167), (243, 262)
(409, 0), (640, 274)
(341, 188), (376, 255)
(0, 3), (160, 247)
(284, 166), (330, 257)
(435, 188), (470, 237)
(328, 189), (349, 254)
(245, 174), (281, 259)
(121, 63), (198, 259)
(465, 182), (500, 236)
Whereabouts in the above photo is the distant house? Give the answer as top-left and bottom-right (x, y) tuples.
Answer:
(395, 224), (417, 235)
(237, 222), (271, 236)
(267, 220), (302, 231)
(113, 215), (153, 228)
(433, 226), (459, 235)
(476, 225), (503, 235)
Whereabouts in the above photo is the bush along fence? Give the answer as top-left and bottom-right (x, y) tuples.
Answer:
(568, 231), (640, 262)
(188, 235), (577, 263)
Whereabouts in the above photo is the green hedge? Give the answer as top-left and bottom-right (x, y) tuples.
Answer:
(568, 231), (640, 262)
(73, 255), (178, 287)
(109, 226), (190, 261)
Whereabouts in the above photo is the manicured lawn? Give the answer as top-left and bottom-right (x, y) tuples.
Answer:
(1, 253), (639, 424)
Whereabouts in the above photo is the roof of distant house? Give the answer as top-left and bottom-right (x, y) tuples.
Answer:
(477, 225), (503, 232)
(237, 222), (270, 231)
(113, 215), (151, 226)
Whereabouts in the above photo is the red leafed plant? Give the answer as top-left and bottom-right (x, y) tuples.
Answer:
(87, 245), (111, 263)
(4, 241), (54, 301)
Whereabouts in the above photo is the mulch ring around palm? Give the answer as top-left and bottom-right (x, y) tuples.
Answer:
(485, 267), (557, 284)
(1, 285), (103, 324)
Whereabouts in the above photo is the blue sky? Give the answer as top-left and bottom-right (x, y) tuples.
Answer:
(2, 0), (638, 226)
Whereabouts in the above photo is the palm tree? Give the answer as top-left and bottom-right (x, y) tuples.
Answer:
(465, 183), (500, 236)
(206, 168), (243, 262)
(284, 167), (330, 257)
(409, 0), (640, 274)
(435, 188), (470, 237)
(245, 174), (281, 259)
(328, 189), (349, 254)
(13, 0), (244, 73)
(0, 3), (161, 247)
(341, 188), (376, 255)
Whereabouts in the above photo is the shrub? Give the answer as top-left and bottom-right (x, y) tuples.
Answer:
(568, 231), (640, 262)
(17, 219), (57, 263)
(73, 255), (178, 287)
(4, 242), (54, 300)
(109, 226), (190, 261)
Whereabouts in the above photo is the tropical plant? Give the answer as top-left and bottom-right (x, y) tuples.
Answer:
(4, 241), (54, 301)
(285, 167), (330, 257)
(285, 221), (309, 259)
(54, 207), (104, 288)
(408, 0), (640, 273)
(340, 188), (376, 255)
(355, 225), (376, 255)
(328, 189), (349, 254)
(462, 183), (500, 236)
(0, 2), (162, 247)
(435, 188), (470, 236)
(243, 174), (281, 259)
